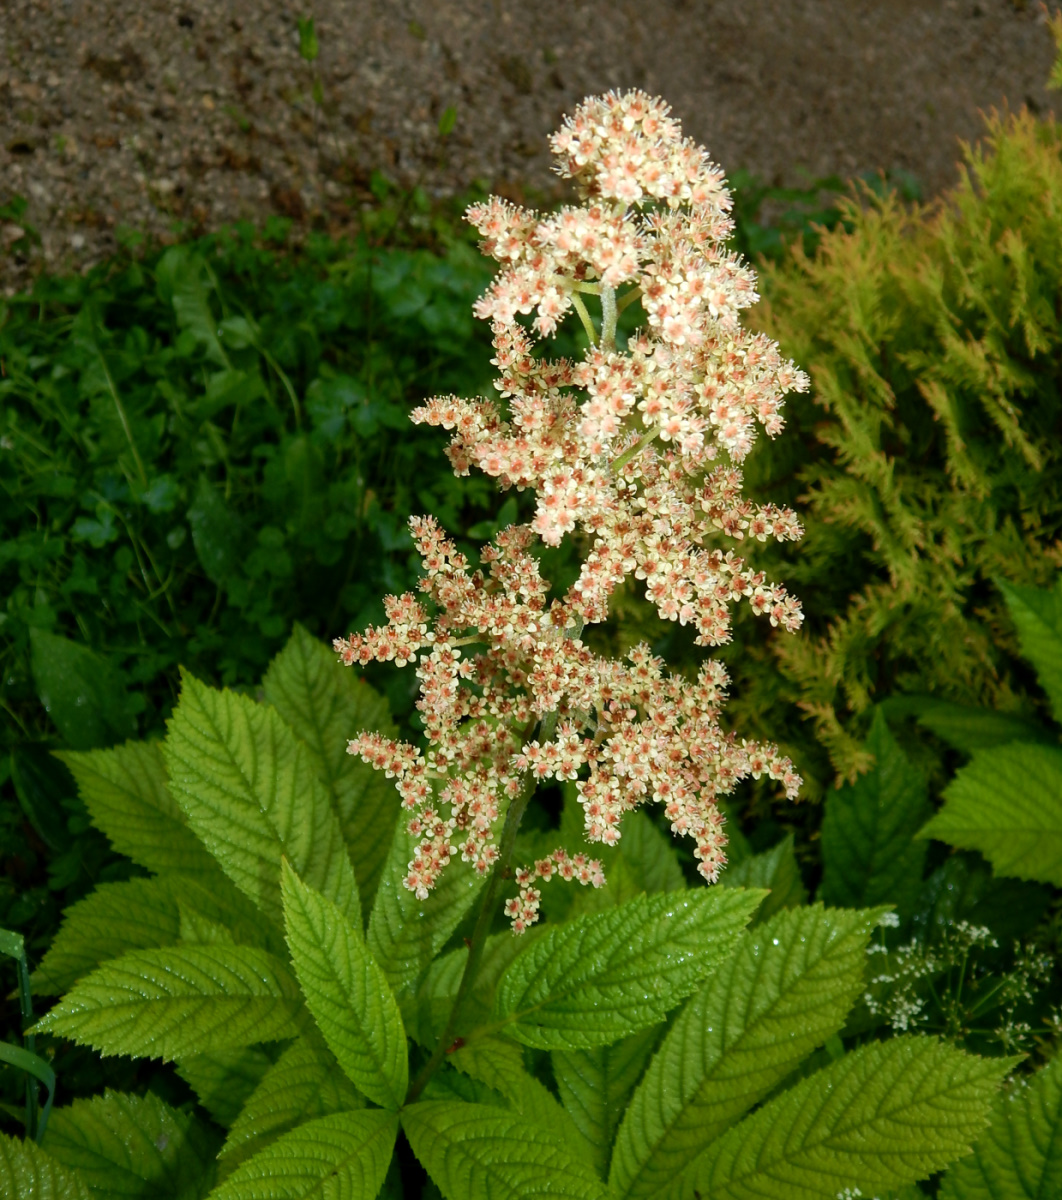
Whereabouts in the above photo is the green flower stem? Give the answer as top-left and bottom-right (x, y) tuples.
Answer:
(617, 285), (643, 314)
(600, 284), (617, 352)
(569, 292), (598, 346)
(406, 709), (561, 1104)
(610, 424), (660, 475)
(406, 785), (534, 1103)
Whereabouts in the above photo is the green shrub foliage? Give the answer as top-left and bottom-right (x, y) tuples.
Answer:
(728, 103), (1062, 798)
(921, 576), (1062, 889)
(813, 577), (1061, 1064)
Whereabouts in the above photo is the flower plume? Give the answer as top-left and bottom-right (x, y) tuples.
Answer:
(336, 89), (808, 932)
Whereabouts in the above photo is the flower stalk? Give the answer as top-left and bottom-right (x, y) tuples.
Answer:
(405, 769), (536, 1103)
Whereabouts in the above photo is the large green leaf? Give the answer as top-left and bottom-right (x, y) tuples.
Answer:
(210, 1110), (397, 1200)
(281, 862), (407, 1109)
(401, 1101), (608, 1200)
(686, 1038), (1011, 1200)
(220, 1037), (364, 1171)
(722, 834), (807, 923)
(368, 819), (484, 999)
(175, 1047), (274, 1128)
(821, 708), (931, 912)
(553, 1027), (660, 1179)
(57, 740), (221, 884)
(939, 1056), (1062, 1199)
(408, 930), (545, 1045)
(43, 1089), (220, 1198)
(163, 672), (361, 927)
(880, 695), (1052, 754)
(493, 888), (763, 1050)
(33, 878), (182, 995)
(30, 628), (136, 750)
(449, 1036), (583, 1155)
(998, 578), (1062, 726)
(33, 874), (273, 996)
(921, 742), (1062, 887)
(263, 623), (400, 906)
(0, 1133), (91, 1200)
(555, 787), (684, 907)
(612, 809), (685, 895)
(422, 1064), (506, 1108)
(610, 904), (883, 1200)
(34, 945), (302, 1061)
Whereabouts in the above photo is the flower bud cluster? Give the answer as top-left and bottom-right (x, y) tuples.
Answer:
(337, 90), (807, 932)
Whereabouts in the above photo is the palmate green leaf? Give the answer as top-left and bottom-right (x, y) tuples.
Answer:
(722, 834), (807, 924)
(163, 672), (361, 928)
(175, 1047), (274, 1128)
(616, 809), (685, 894)
(401, 1101), (608, 1200)
(409, 929), (545, 1045)
(939, 1056), (1062, 1199)
(609, 903), (884, 1200)
(263, 623), (400, 907)
(493, 888), (764, 1050)
(281, 862), (407, 1109)
(34, 944), (302, 1061)
(555, 787), (684, 908)
(220, 1037), (364, 1171)
(368, 819), (484, 999)
(821, 708), (931, 913)
(34, 873), (279, 996)
(921, 742), (1062, 887)
(449, 1036), (585, 1155)
(33, 877), (181, 995)
(0, 1133), (92, 1200)
(998, 577), (1062, 726)
(170, 876), (278, 951)
(552, 1026), (660, 1179)
(210, 1110), (397, 1200)
(30, 627), (136, 750)
(686, 1037), (1012, 1200)
(43, 1089), (220, 1198)
(57, 740), (222, 884)
(177, 907), (236, 947)
(423, 1062), (507, 1108)
(880, 694), (1052, 754)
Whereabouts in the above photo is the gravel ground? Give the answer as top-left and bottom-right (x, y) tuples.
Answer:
(1, 0), (1059, 290)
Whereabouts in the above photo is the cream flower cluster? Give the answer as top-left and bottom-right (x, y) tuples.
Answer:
(337, 90), (807, 932)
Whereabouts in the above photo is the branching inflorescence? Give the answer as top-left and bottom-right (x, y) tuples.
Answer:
(336, 90), (810, 933)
